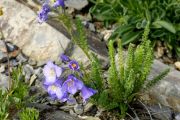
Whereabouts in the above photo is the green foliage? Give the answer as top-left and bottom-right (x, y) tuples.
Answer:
(10, 66), (29, 108)
(0, 90), (9, 120)
(83, 25), (169, 118)
(90, 0), (180, 57)
(19, 108), (39, 120)
(0, 66), (34, 119)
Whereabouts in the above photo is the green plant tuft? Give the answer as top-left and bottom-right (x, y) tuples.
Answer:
(19, 108), (39, 120)
(82, 23), (169, 118)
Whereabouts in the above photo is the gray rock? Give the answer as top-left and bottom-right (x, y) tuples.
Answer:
(79, 116), (101, 120)
(34, 67), (44, 81)
(0, 73), (9, 90)
(16, 53), (28, 63)
(74, 104), (83, 115)
(69, 109), (77, 116)
(23, 64), (34, 81)
(175, 113), (180, 120)
(29, 74), (37, 86)
(5, 0), (108, 67)
(27, 103), (51, 112)
(145, 60), (180, 112)
(28, 58), (37, 66)
(84, 103), (94, 113)
(0, 40), (7, 62)
(0, 0), (71, 66)
(43, 110), (80, 120)
(6, 42), (18, 52)
(9, 59), (19, 67)
(65, 0), (88, 10)
(149, 105), (173, 120)
(0, 64), (5, 73)
(60, 105), (74, 112)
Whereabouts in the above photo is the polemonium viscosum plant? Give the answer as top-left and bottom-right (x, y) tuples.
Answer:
(43, 56), (97, 103)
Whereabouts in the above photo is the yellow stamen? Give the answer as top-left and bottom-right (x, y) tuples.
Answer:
(49, 68), (56, 76)
(72, 63), (77, 68)
(50, 85), (58, 91)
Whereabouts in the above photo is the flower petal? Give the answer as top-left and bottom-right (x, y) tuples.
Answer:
(75, 78), (84, 90)
(55, 65), (63, 77)
(81, 86), (97, 102)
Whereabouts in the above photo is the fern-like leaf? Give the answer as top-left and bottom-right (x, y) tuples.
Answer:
(145, 68), (170, 90)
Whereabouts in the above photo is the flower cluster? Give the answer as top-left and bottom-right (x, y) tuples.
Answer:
(38, 0), (65, 23)
(43, 54), (97, 103)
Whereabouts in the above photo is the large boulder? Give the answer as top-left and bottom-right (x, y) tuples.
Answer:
(0, 0), (71, 66)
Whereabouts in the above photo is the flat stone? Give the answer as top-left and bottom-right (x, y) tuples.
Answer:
(0, 73), (9, 90)
(23, 64), (34, 81)
(43, 110), (80, 120)
(16, 53), (28, 63)
(175, 61), (180, 70)
(145, 60), (180, 112)
(149, 105), (173, 120)
(65, 0), (88, 10)
(0, 0), (71, 66)
(74, 104), (83, 115)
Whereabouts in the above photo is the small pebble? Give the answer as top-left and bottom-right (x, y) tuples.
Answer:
(74, 104), (84, 115)
(175, 61), (180, 70)
(84, 102), (94, 113)
(29, 74), (37, 86)
(0, 64), (5, 73)
(6, 42), (18, 52)
(175, 113), (180, 120)
(16, 53), (28, 63)
(28, 58), (37, 66)
(69, 109), (77, 116)
(23, 64), (34, 81)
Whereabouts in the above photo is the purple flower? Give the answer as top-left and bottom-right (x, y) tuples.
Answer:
(45, 80), (67, 101)
(69, 60), (80, 71)
(43, 61), (63, 85)
(62, 74), (84, 94)
(53, 0), (65, 8)
(60, 54), (70, 62)
(38, 3), (50, 23)
(80, 86), (97, 102)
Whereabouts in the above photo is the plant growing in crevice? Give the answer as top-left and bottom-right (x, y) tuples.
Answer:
(82, 24), (169, 118)
(19, 107), (39, 120)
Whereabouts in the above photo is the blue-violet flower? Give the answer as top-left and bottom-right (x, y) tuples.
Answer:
(43, 61), (63, 85)
(69, 60), (80, 71)
(60, 54), (70, 62)
(62, 74), (83, 94)
(53, 0), (65, 8)
(45, 80), (67, 101)
(38, 3), (50, 23)
(80, 86), (97, 102)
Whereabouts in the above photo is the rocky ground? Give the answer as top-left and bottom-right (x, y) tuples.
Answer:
(0, 0), (180, 120)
